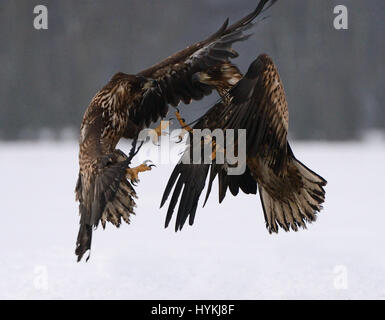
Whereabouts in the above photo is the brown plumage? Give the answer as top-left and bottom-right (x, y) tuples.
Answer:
(75, 0), (277, 261)
(161, 54), (327, 233)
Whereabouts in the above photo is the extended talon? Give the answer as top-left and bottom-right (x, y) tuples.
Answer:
(175, 129), (189, 143)
(143, 160), (156, 168)
(174, 109), (193, 144)
(126, 161), (154, 183)
(176, 135), (184, 144)
(175, 110), (193, 133)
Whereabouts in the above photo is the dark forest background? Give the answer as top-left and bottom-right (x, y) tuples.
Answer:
(0, 0), (383, 141)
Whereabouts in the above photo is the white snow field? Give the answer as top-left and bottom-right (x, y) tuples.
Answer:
(0, 139), (384, 300)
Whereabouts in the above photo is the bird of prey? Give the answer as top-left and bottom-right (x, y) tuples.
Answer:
(75, 0), (277, 261)
(161, 54), (327, 233)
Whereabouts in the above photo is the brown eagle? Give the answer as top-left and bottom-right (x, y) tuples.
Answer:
(161, 54), (327, 233)
(75, 0), (277, 261)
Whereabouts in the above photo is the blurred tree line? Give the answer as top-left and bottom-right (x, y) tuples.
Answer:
(0, 0), (383, 140)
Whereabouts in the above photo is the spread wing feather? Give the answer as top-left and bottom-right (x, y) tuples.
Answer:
(218, 54), (289, 173)
(160, 101), (258, 231)
(138, 0), (275, 78)
(131, 0), (276, 129)
(160, 151), (257, 232)
(161, 53), (289, 231)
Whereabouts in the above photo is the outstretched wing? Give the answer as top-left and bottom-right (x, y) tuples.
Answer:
(160, 101), (258, 232)
(161, 54), (289, 231)
(161, 158), (257, 232)
(219, 53), (289, 173)
(131, 0), (277, 129)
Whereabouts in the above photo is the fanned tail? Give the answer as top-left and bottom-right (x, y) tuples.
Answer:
(259, 153), (327, 233)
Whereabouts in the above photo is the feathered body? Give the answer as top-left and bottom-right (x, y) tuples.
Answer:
(75, 74), (147, 261)
(75, 0), (277, 261)
(161, 54), (327, 233)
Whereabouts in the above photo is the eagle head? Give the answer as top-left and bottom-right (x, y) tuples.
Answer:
(108, 73), (156, 103)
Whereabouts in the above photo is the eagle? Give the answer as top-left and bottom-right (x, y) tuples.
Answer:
(75, 0), (277, 261)
(161, 54), (327, 233)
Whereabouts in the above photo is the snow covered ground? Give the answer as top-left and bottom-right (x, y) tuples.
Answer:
(0, 140), (384, 299)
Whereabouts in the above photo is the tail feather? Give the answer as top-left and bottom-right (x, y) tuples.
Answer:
(259, 157), (327, 233)
(75, 150), (137, 262)
(75, 222), (92, 262)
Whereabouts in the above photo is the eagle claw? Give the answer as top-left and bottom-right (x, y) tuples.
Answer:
(143, 160), (156, 168)
(126, 160), (155, 183)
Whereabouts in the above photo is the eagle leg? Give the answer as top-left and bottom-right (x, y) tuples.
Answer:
(126, 160), (155, 184)
(152, 120), (170, 146)
(207, 139), (226, 163)
(175, 109), (193, 143)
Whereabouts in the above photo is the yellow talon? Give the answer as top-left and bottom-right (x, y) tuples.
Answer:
(126, 161), (154, 183)
(175, 110), (193, 143)
(175, 110), (193, 133)
(174, 109), (226, 162)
